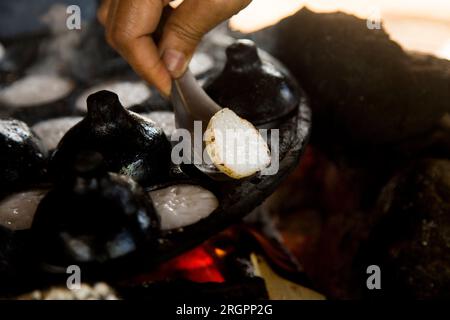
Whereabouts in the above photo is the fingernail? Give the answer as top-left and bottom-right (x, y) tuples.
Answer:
(163, 49), (187, 78)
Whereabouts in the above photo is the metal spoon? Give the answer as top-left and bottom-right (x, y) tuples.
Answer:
(171, 69), (231, 180)
(171, 69), (221, 133)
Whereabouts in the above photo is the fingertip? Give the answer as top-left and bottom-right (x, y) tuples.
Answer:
(143, 61), (172, 97)
(157, 78), (172, 98)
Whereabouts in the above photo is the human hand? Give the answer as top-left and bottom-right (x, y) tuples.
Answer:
(98, 0), (251, 96)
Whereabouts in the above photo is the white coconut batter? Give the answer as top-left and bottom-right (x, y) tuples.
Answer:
(149, 184), (218, 231)
(32, 116), (83, 150)
(205, 108), (271, 179)
(0, 74), (74, 107)
(75, 81), (152, 112)
(140, 111), (176, 138)
(0, 189), (48, 230)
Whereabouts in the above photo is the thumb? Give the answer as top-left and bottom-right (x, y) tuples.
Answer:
(159, 0), (251, 78)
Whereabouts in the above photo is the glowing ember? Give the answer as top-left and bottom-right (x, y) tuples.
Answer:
(214, 248), (227, 258)
(130, 245), (225, 284)
(170, 247), (225, 283)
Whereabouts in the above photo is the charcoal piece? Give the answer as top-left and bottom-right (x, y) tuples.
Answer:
(358, 158), (450, 299)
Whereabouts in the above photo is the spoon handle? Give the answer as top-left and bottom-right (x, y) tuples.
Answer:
(171, 69), (221, 132)
(171, 68), (231, 181)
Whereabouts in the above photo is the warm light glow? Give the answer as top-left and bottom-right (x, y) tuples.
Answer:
(214, 247), (227, 258)
(437, 40), (450, 60)
(157, 246), (225, 283)
(230, 0), (303, 33)
(230, 0), (450, 59)
(169, 0), (183, 8)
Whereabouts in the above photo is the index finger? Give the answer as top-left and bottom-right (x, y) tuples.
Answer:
(108, 0), (172, 96)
